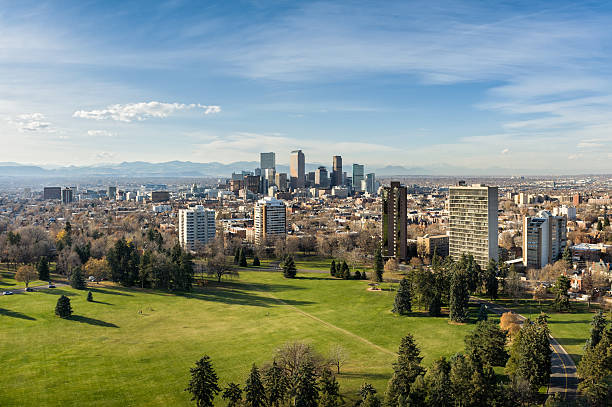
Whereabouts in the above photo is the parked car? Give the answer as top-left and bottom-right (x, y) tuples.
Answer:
(3, 291), (13, 295)
(25, 287), (33, 292)
(48, 284), (56, 288)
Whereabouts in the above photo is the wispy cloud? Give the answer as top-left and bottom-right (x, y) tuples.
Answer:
(9, 113), (51, 132)
(87, 130), (117, 137)
(73, 102), (220, 122)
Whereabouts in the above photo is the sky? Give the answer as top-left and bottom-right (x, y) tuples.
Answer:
(2, 0), (612, 173)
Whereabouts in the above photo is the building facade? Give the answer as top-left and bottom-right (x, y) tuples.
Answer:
(523, 210), (567, 269)
(290, 150), (305, 189)
(365, 173), (376, 194)
(315, 166), (329, 189)
(381, 182), (408, 260)
(254, 197), (286, 245)
(260, 152), (275, 170)
(352, 164), (364, 191)
(331, 155), (342, 187)
(61, 188), (74, 204)
(178, 206), (216, 250)
(43, 187), (61, 200)
(417, 234), (449, 258)
(448, 183), (498, 269)
(275, 173), (288, 191)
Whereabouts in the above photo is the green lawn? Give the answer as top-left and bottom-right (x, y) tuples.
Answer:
(0, 264), (64, 290)
(1, 270), (481, 406)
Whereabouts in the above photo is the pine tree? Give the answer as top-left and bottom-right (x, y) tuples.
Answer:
(222, 383), (243, 407)
(37, 256), (50, 281)
(294, 361), (319, 407)
(341, 261), (350, 280)
(374, 249), (384, 282)
(282, 256), (297, 278)
(252, 255), (260, 267)
(359, 382), (377, 400)
(239, 248), (248, 267)
(587, 310), (607, 348)
(70, 266), (86, 290)
(604, 217), (610, 227)
(330, 260), (336, 277)
(476, 303), (488, 321)
(392, 278), (412, 315)
(354, 270), (362, 280)
(385, 334), (424, 407)
(423, 357), (452, 407)
(552, 275), (571, 311)
(185, 355), (221, 407)
(449, 270), (469, 323)
(244, 364), (266, 407)
(597, 220), (603, 231)
(55, 295), (72, 318)
(318, 369), (341, 407)
(465, 320), (509, 367)
(362, 393), (382, 407)
(263, 360), (288, 407)
(562, 246), (572, 267)
(87, 291), (93, 302)
(577, 327), (612, 406)
(234, 248), (240, 264)
(485, 259), (498, 300)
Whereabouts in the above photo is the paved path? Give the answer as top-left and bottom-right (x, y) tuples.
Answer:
(2, 281), (68, 294)
(472, 297), (578, 398)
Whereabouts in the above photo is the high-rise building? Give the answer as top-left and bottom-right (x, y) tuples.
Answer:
(381, 182), (407, 260)
(43, 187), (61, 200)
(61, 188), (74, 204)
(151, 191), (171, 202)
(275, 173), (288, 191)
(260, 152), (275, 170)
(315, 166), (329, 188)
(365, 173), (376, 194)
(332, 155), (342, 187)
(290, 150), (305, 189)
(448, 183), (498, 269)
(254, 197), (286, 245)
(179, 206), (216, 250)
(417, 234), (450, 258)
(523, 210), (567, 269)
(108, 186), (117, 199)
(352, 164), (364, 191)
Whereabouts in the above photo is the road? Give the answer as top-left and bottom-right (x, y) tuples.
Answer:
(472, 297), (578, 398)
(2, 281), (68, 295)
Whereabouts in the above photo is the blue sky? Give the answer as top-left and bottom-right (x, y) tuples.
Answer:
(2, 0), (612, 172)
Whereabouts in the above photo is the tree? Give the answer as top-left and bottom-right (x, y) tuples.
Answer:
(15, 264), (37, 288)
(207, 252), (239, 283)
(476, 303), (488, 321)
(330, 260), (336, 277)
(341, 261), (350, 280)
(185, 355), (221, 407)
(244, 364), (266, 407)
(374, 249), (384, 282)
(385, 334), (424, 407)
(597, 219), (603, 231)
(37, 256), (50, 281)
(106, 238), (140, 286)
(464, 320), (509, 367)
(55, 295), (72, 318)
(500, 312), (522, 337)
(449, 270), (469, 323)
(222, 383), (242, 407)
(70, 266), (86, 290)
(384, 258), (398, 274)
(552, 275), (571, 312)
(587, 311), (607, 348)
(234, 248), (240, 264)
(449, 353), (498, 406)
(263, 360), (288, 407)
(87, 291), (93, 302)
(273, 341), (329, 390)
(294, 361), (319, 407)
(506, 266), (524, 303)
(318, 369), (341, 407)
(252, 255), (260, 267)
(361, 393), (382, 407)
(282, 255), (297, 279)
(239, 248), (248, 268)
(562, 246), (572, 268)
(423, 357), (452, 407)
(484, 259), (499, 300)
(328, 345), (349, 374)
(392, 278), (412, 315)
(359, 382), (377, 400)
(577, 327), (612, 406)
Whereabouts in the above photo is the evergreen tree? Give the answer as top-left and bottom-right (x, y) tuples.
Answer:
(587, 310), (607, 348)
(465, 320), (509, 367)
(87, 291), (93, 302)
(294, 361), (319, 407)
(374, 249), (384, 282)
(449, 270), (469, 323)
(222, 383), (243, 407)
(485, 259), (498, 300)
(476, 303), (488, 321)
(282, 255), (297, 278)
(361, 393), (382, 407)
(385, 334), (424, 407)
(244, 364), (266, 407)
(106, 238), (140, 286)
(359, 382), (377, 400)
(562, 246), (572, 267)
(253, 255), (260, 267)
(55, 295), (72, 318)
(263, 360), (288, 407)
(239, 248), (248, 267)
(597, 219), (603, 231)
(552, 275), (571, 311)
(330, 260), (336, 277)
(185, 355), (221, 407)
(577, 327), (612, 406)
(318, 369), (341, 407)
(234, 248), (240, 264)
(354, 270), (362, 280)
(423, 357), (452, 407)
(341, 261), (350, 280)
(449, 353), (498, 406)
(37, 256), (50, 281)
(70, 266), (86, 290)
(392, 278), (412, 315)
(604, 216), (610, 227)
(428, 292), (442, 317)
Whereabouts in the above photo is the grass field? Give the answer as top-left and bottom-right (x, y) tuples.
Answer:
(0, 269), (480, 406)
(0, 264), (64, 291)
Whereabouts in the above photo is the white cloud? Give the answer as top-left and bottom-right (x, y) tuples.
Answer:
(577, 139), (604, 149)
(95, 151), (116, 160)
(9, 113), (51, 132)
(73, 101), (221, 122)
(87, 130), (117, 137)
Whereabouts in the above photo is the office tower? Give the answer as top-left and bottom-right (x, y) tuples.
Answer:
(352, 164), (365, 191)
(381, 182), (408, 260)
(448, 183), (499, 269)
(365, 173), (376, 194)
(108, 186), (117, 199)
(290, 149), (305, 189)
(179, 206), (216, 250)
(43, 187), (61, 200)
(151, 191), (171, 202)
(315, 166), (329, 188)
(61, 188), (74, 204)
(260, 152), (275, 170)
(254, 197), (286, 245)
(332, 155), (342, 187)
(275, 173), (288, 191)
(573, 193), (582, 206)
(417, 234), (450, 258)
(264, 168), (276, 186)
(523, 210), (567, 269)
(244, 175), (260, 194)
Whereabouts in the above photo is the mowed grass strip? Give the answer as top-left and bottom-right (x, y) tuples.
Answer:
(1, 271), (475, 406)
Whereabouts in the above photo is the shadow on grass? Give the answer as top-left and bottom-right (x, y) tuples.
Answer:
(295, 276), (336, 281)
(39, 288), (77, 296)
(555, 337), (587, 346)
(339, 372), (390, 381)
(69, 315), (119, 328)
(88, 287), (133, 297)
(91, 300), (113, 305)
(0, 307), (36, 320)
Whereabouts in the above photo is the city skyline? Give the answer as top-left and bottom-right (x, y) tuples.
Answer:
(2, 1), (612, 173)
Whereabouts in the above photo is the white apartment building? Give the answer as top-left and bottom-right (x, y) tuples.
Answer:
(448, 183), (499, 269)
(254, 197), (286, 245)
(523, 210), (567, 269)
(178, 206), (216, 250)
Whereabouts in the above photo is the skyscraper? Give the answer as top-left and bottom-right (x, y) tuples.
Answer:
(43, 187), (61, 200)
(365, 173), (376, 194)
(108, 186), (117, 199)
(523, 210), (567, 269)
(254, 197), (286, 245)
(179, 206), (216, 250)
(260, 152), (275, 170)
(381, 182), (407, 260)
(315, 166), (329, 188)
(275, 173), (288, 191)
(352, 164), (364, 191)
(61, 188), (74, 204)
(332, 156), (342, 187)
(290, 149), (305, 189)
(448, 183), (498, 269)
